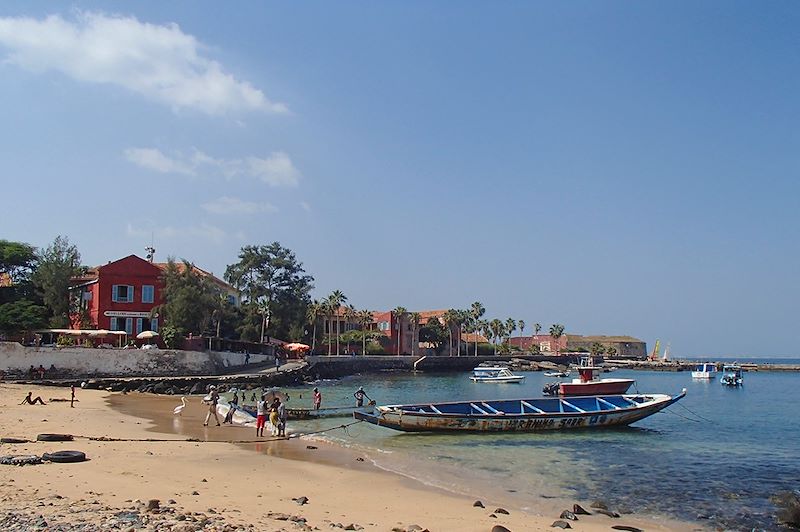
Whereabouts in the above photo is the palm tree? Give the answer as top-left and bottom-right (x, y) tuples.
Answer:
(322, 300), (334, 356)
(534, 323), (542, 336)
(505, 318), (516, 346)
(392, 306), (407, 355)
(358, 309), (373, 355)
(549, 323), (565, 356)
(489, 319), (504, 355)
(457, 310), (470, 356)
(306, 299), (323, 354)
(518, 320), (525, 338)
(327, 290), (347, 355)
(408, 312), (421, 356)
(480, 320), (492, 354)
(470, 301), (485, 356)
(442, 309), (459, 357)
(344, 304), (357, 354)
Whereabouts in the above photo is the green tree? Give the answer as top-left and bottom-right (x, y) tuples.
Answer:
(606, 346), (618, 357)
(489, 318), (504, 355)
(155, 259), (220, 335)
(31, 236), (82, 328)
(418, 316), (447, 354)
(0, 239), (37, 284)
(224, 243), (314, 342)
(534, 323), (542, 336)
(0, 299), (48, 333)
(470, 301), (485, 356)
(391, 306), (407, 355)
(590, 341), (605, 358)
(326, 290), (347, 355)
(505, 318), (516, 345)
(442, 309), (460, 357)
(306, 299), (323, 354)
(358, 309), (374, 356)
(518, 319), (525, 338)
(549, 323), (565, 356)
(408, 311), (421, 356)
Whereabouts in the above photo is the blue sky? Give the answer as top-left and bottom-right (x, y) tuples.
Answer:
(1, 2), (798, 356)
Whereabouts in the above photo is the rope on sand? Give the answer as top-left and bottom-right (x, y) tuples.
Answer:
(60, 420), (366, 444)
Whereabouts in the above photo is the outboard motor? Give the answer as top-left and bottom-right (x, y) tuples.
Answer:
(542, 382), (560, 396)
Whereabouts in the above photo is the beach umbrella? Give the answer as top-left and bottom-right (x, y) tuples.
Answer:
(136, 330), (159, 340)
(284, 342), (310, 352)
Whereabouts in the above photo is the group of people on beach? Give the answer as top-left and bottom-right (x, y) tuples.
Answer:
(200, 383), (373, 438)
(255, 395), (287, 437)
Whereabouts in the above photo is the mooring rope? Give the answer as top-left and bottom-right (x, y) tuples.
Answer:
(15, 420), (367, 445)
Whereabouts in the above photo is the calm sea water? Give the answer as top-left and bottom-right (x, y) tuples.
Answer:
(271, 368), (799, 531)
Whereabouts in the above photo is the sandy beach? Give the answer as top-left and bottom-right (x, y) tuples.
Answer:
(0, 383), (699, 531)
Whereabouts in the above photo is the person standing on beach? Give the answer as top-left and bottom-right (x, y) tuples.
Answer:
(70, 385), (76, 408)
(223, 391), (238, 424)
(313, 387), (322, 410)
(203, 385), (221, 427)
(277, 398), (287, 437)
(269, 398), (281, 436)
(256, 394), (268, 437)
(354, 386), (371, 407)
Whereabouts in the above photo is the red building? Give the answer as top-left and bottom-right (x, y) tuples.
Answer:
(72, 254), (238, 336)
(72, 255), (165, 335)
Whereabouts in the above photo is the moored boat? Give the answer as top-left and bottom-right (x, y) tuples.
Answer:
(543, 356), (634, 396)
(353, 390), (686, 433)
(543, 370), (570, 378)
(720, 365), (743, 387)
(240, 403), (372, 420)
(691, 363), (717, 380)
(470, 366), (526, 383)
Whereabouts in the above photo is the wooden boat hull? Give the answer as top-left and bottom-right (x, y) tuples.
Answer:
(558, 379), (634, 396)
(353, 391), (685, 433)
(241, 404), (372, 420)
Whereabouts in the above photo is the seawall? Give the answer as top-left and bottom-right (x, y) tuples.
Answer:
(0, 341), (270, 378)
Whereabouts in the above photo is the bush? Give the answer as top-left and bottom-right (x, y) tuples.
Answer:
(56, 335), (75, 347)
(160, 325), (184, 349)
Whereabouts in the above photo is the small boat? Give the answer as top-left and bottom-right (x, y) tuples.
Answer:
(354, 390), (686, 433)
(470, 366), (526, 383)
(240, 404), (372, 420)
(691, 363), (717, 380)
(720, 365), (743, 387)
(543, 370), (570, 378)
(543, 356), (634, 396)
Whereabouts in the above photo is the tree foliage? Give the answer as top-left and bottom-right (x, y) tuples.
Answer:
(31, 236), (82, 328)
(0, 239), (37, 284)
(225, 243), (314, 342)
(0, 299), (48, 333)
(155, 259), (220, 335)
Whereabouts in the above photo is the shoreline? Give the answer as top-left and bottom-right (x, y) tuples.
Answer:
(0, 383), (700, 531)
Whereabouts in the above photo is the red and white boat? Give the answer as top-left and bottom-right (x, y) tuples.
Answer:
(543, 357), (634, 396)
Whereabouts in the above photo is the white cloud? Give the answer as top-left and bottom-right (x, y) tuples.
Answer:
(247, 152), (300, 187)
(0, 11), (288, 115)
(201, 196), (277, 215)
(124, 146), (301, 187)
(126, 222), (227, 244)
(124, 147), (195, 175)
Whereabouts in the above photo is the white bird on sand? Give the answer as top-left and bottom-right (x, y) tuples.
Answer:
(173, 396), (187, 416)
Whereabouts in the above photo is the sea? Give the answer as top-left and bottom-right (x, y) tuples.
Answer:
(269, 364), (800, 531)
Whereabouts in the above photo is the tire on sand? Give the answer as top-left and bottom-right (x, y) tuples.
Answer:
(42, 450), (86, 463)
(36, 434), (74, 442)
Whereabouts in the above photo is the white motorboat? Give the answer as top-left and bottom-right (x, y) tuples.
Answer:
(543, 370), (570, 378)
(470, 366), (526, 383)
(691, 363), (717, 380)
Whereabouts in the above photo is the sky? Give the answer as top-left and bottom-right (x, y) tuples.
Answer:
(1, 2), (798, 357)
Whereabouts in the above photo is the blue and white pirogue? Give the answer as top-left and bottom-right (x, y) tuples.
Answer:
(354, 390), (686, 433)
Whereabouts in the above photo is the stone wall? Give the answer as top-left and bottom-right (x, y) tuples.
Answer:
(0, 341), (269, 378)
